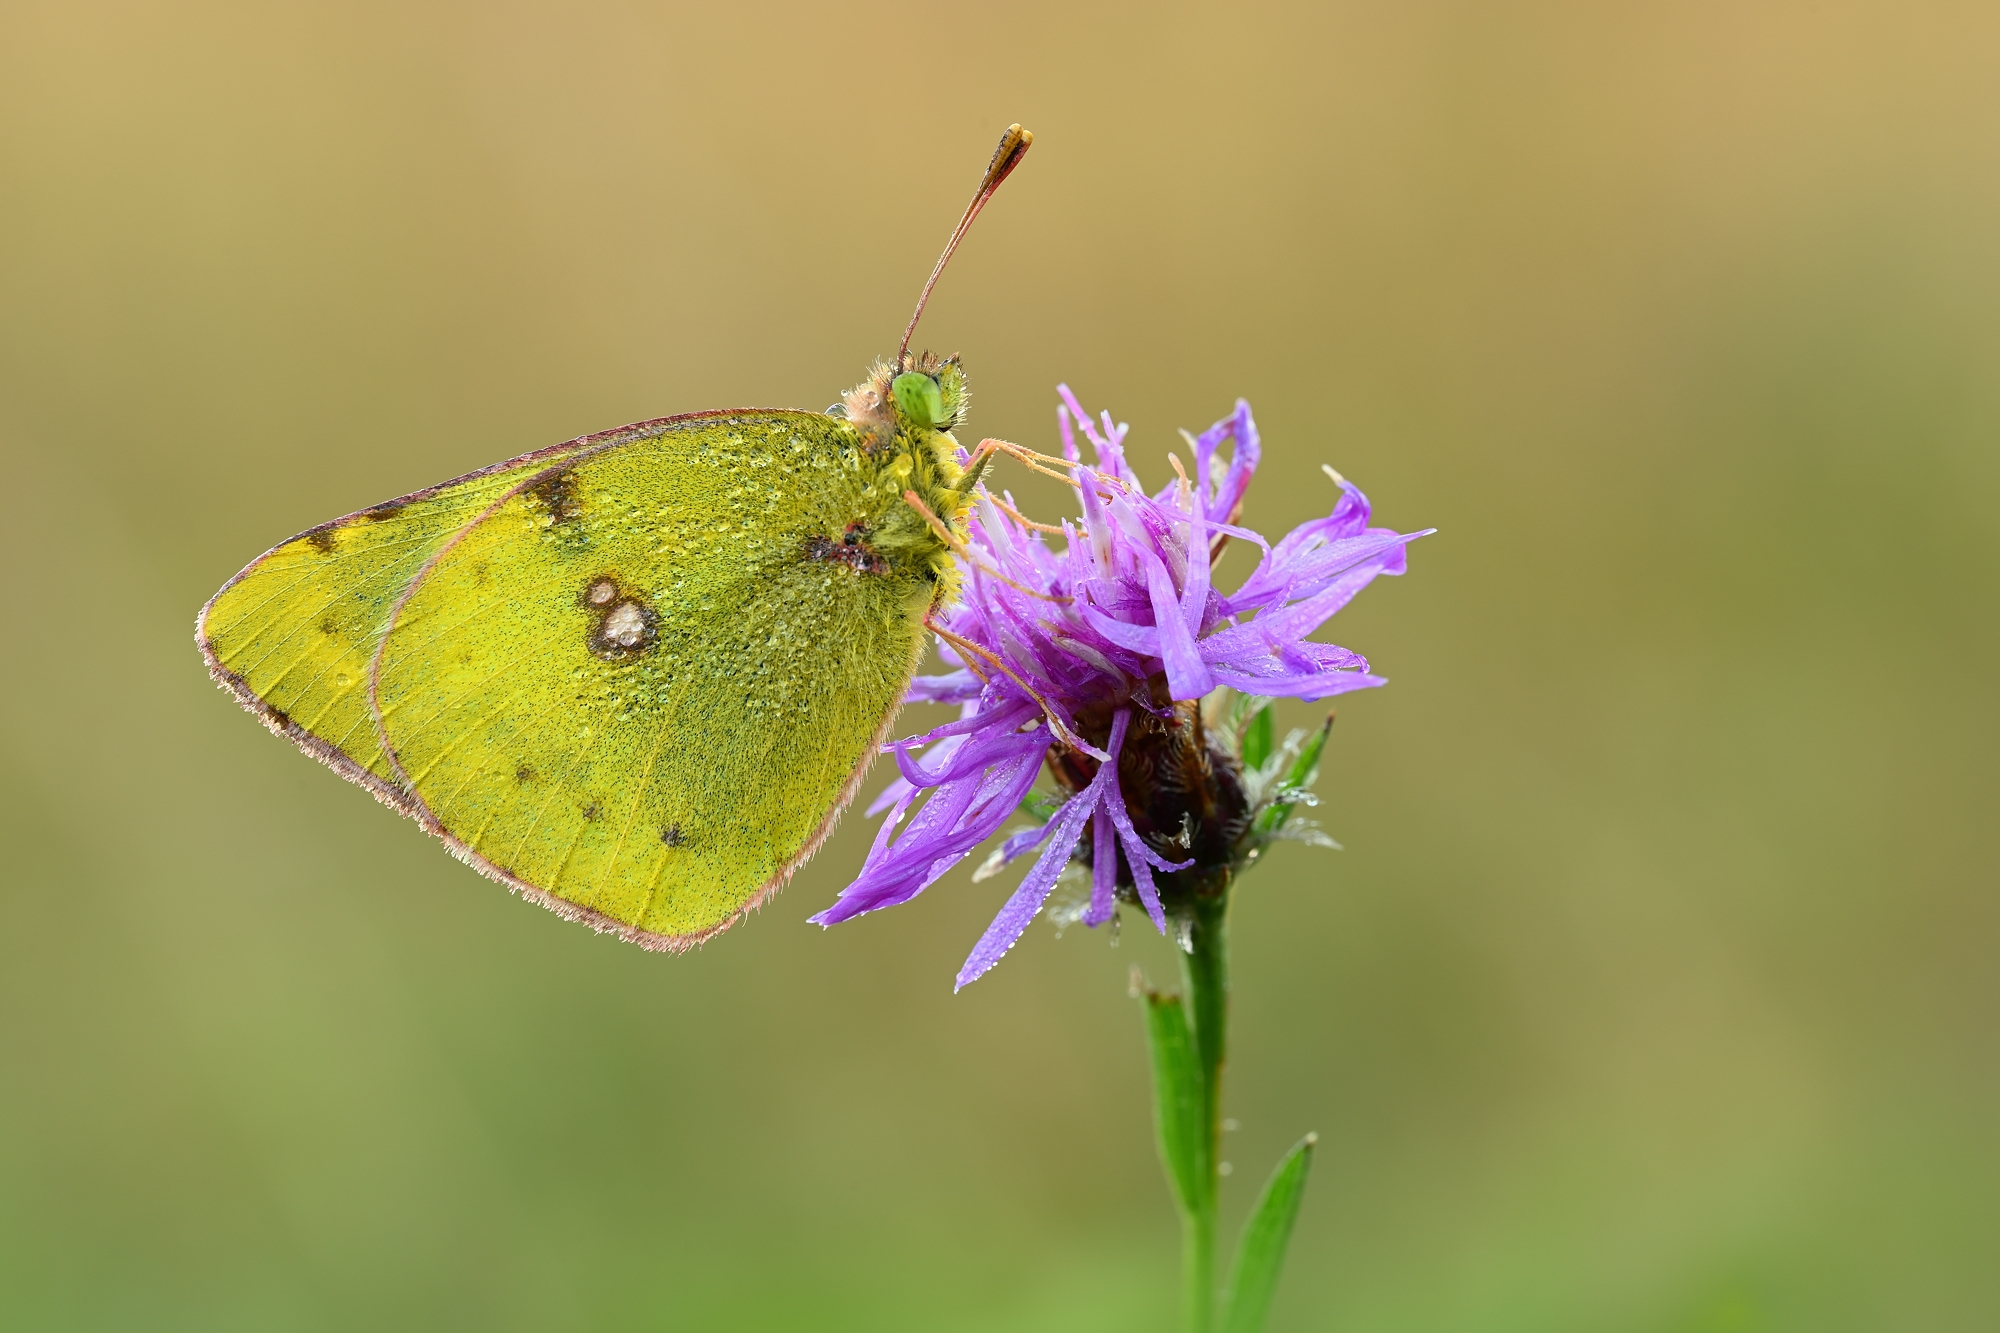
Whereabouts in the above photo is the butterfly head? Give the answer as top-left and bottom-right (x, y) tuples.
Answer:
(841, 351), (969, 447)
(896, 352), (969, 433)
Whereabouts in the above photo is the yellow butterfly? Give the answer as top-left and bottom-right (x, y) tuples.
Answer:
(197, 126), (1032, 951)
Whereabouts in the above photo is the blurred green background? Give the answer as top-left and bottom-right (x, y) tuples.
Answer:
(2, 1), (1995, 1329)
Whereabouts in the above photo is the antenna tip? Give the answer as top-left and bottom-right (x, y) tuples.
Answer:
(983, 124), (1033, 193)
(897, 124), (1035, 362)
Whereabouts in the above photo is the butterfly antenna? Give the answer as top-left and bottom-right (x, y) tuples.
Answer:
(898, 124), (1033, 366)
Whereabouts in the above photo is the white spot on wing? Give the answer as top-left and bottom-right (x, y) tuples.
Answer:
(603, 601), (647, 648)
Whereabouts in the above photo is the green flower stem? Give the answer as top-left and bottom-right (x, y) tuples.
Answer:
(1183, 894), (1229, 1333)
(1146, 893), (1230, 1332)
(1186, 1192), (1218, 1333)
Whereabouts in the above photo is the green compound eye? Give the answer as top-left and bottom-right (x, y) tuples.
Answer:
(891, 372), (946, 429)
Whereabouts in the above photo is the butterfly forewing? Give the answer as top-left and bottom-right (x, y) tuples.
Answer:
(367, 411), (930, 945)
(198, 437), (604, 792)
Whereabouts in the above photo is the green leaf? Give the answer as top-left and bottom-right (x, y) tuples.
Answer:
(1217, 688), (1257, 749)
(1254, 713), (1334, 838)
(1285, 712), (1332, 789)
(1220, 1134), (1317, 1333)
(1015, 789), (1061, 824)
(1143, 989), (1210, 1216)
(1241, 701), (1275, 772)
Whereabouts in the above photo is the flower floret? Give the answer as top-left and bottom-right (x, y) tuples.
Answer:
(808, 388), (1428, 987)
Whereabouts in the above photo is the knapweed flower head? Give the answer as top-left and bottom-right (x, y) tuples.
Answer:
(811, 387), (1426, 988)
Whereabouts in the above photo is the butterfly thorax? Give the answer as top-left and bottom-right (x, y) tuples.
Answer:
(839, 350), (987, 608)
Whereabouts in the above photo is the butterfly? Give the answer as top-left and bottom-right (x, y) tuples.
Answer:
(197, 125), (1032, 951)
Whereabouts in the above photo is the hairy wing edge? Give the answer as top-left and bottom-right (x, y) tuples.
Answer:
(195, 408), (898, 951)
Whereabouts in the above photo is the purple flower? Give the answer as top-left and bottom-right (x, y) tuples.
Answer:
(809, 388), (1427, 988)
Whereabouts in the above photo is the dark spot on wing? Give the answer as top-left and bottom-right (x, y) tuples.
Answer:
(320, 615), (339, 636)
(515, 763), (536, 784)
(581, 801), (601, 822)
(661, 824), (685, 847)
(305, 527), (338, 554)
(268, 707), (292, 731)
(804, 523), (890, 575)
(527, 468), (582, 523)
(363, 500), (406, 522)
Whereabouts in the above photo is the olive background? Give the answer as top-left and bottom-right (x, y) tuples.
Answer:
(2, 2), (1995, 1329)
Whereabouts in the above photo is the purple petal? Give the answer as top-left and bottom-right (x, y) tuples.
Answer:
(1058, 385), (1144, 488)
(1205, 542), (1418, 659)
(1126, 493), (1189, 590)
(1207, 666), (1388, 701)
(1104, 801), (1169, 934)
(996, 818), (1056, 866)
(1223, 529), (1415, 618)
(865, 775), (916, 818)
(1074, 471), (1116, 575)
(1075, 597), (1161, 655)
(1194, 399), (1260, 522)
(857, 784), (917, 862)
(826, 775), (988, 917)
(906, 670), (983, 704)
(954, 709), (1133, 985)
(892, 726), (1040, 787)
(1125, 847), (1167, 932)
(1090, 711), (1185, 935)
(955, 789), (1098, 989)
(1179, 489), (1211, 636)
(815, 744), (1049, 924)
(1085, 807), (1117, 927)
(886, 700), (1034, 754)
(1101, 781), (1195, 937)
(1137, 540), (1215, 700)
(1044, 630), (1127, 682)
